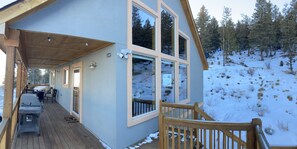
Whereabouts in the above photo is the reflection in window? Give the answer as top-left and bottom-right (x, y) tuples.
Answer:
(132, 55), (156, 117)
(161, 60), (175, 103)
(161, 8), (175, 56)
(132, 5), (156, 50)
(179, 35), (187, 60)
(179, 64), (188, 101)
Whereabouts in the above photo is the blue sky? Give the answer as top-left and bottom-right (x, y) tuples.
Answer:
(189, 0), (291, 22)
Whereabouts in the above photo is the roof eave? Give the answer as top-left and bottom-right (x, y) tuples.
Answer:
(0, 0), (56, 25)
(180, 0), (208, 70)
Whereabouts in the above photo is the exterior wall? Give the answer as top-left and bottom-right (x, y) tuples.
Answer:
(10, 0), (204, 148)
(10, 0), (126, 148)
(52, 45), (118, 148)
(12, 0), (127, 45)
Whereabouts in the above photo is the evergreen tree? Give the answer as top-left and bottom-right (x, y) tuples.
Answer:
(250, 0), (274, 60)
(235, 15), (251, 55)
(271, 5), (283, 56)
(206, 17), (221, 55)
(132, 7), (143, 46)
(221, 7), (236, 65)
(143, 19), (153, 49)
(28, 68), (42, 84)
(281, 0), (297, 74)
(195, 5), (210, 57)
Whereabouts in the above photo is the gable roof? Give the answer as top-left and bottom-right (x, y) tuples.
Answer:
(0, 0), (208, 70)
(181, 0), (208, 70)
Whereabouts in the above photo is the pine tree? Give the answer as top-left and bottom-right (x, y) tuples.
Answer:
(195, 5), (210, 57)
(281, 0), (297, 74)
(132, 7), (143, 46)
(271, 5), (283, 56)
(236, 15), (251, 55)
(250, 0), (273, 61)
(221, 7), (236, 65)
(206, 17), (221, 55)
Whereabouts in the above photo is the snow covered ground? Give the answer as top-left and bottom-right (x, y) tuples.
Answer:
(204, 50), (297, 146)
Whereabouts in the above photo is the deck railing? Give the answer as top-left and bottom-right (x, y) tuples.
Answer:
(159, 101), (265, 149)
(0, 94), (21, 148)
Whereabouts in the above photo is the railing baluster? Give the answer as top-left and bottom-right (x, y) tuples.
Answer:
(223, 132), (226, 149)
(177, 127), (181, 149)
(190, 128), (193, 149)
(218, 129), (220, 147)
(172, 126), (175, 149)
(196, 128), (200, 149)
(209, 129), (213, 149)
(203, 128), (206, 148)
(183, 127), (187, 149)
(232, 130), (234, 149)
(214, 129), (216, 149)
(238, 131), (241, 149)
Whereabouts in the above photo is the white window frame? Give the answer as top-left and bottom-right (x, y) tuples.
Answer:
(127, 0), (191, 127)
(62, 66), (69, 88)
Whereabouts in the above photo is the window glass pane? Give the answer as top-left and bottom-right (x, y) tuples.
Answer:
(63, 69), (69, 85)
(132, 55), (156, 117)
(161, 60), (175, 103)
(161, 8), (175, 56)
(179, 64), (188, 101)
(132, 5), (156, 50)
(179, 35), (187, 60)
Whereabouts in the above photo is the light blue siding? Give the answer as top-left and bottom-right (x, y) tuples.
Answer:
(10, 0), (204, 148)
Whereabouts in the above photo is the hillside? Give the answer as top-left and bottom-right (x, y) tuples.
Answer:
(203, 50), (297, 146)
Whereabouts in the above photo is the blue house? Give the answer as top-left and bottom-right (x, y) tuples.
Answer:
(0, 0), (207, 148)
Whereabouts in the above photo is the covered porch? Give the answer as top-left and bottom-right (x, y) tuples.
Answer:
(0, 26), (113, 148)
(12, 101), (104, 149)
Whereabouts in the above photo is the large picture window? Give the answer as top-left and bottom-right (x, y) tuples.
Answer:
(132, 5), (156, 50)
(161, 8), (175, 56)
(161, 60), (175, 103)
(132, 55), (156, 117)
(128, 1), (191, 126)
(179, 64), (188, 101)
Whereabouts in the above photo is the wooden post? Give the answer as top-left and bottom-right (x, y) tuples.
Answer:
(3, 46), (16, 149)
(16, 62), (22, 98)
(193, 102), (198, 138)
(158, 100), (164, 149)
(247, 118), (262, 149)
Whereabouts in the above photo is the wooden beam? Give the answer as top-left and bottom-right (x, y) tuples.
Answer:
(180, 0), (208, 70)
(0, 0), (55, 24)
(3, 46), (15, 149)
(4, 29), (20, 47)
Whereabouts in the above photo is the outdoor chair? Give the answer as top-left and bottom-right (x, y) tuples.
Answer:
(45, 88), (58, 103)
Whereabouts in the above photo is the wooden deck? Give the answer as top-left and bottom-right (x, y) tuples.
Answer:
(12, 102), (105, 149)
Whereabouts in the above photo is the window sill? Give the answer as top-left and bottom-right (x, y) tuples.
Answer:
(127, 110), (158, 127)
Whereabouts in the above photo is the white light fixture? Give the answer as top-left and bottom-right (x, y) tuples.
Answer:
(89, 61), (97, 70)
(117, 49), (132, 59)
(47, 35), (51, 42)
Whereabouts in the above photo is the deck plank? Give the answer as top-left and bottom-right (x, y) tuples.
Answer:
(12, 102), (105, 149)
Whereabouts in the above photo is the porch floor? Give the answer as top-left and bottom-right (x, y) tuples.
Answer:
(12, 101), (105, 149)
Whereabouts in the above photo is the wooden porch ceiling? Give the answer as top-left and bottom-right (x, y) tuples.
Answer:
(20, 30), (113, 68)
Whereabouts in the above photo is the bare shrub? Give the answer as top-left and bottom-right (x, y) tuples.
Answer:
(265, 61), (271, 69)
(280, 61), (284, 66)
(277, 121), (289, 131)
(247, 68), (255, 76)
